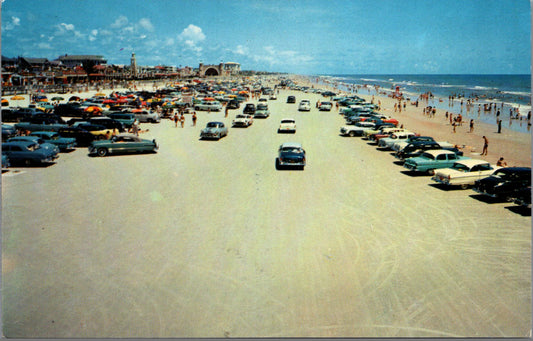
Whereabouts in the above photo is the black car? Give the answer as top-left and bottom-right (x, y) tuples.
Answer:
(57, 126), (96, 146)
(227, 100), (240, 109)
(2, 124), (17, 141)
(512, 186), (531, 208)
(88, 117), (125, 132)
(287, 95), (296, 103)
(473, 167), (531, 200)
(396, 141), (443, 160)
(1, 108), (21, 122)
(243, 103), (255, 115)
(54, 103), (86, 117)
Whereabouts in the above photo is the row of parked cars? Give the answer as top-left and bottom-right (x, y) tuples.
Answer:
(337, 96), (531, 210)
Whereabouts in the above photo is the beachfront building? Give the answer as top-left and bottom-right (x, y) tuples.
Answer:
(198, 62), (241, 77)
(55, 54), (107, 68)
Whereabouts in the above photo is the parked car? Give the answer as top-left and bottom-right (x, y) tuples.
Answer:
(88, 134), (158, 157)
(232, 114), (253, 127)
(14, 117), (68, 132)
(2, 141), (59, 166)
(404, 149), (470, 175)
(129, 110), (161, 123)
(319, 102), (333, 111)
(392, 136), (454, 153)
(287, 95), (296, 103)
(254, 103), (270, 118)
(276, 142), (306, 170)
(7, 136), (60, 156)
(88, 117), (125, 132)
(473, 167), (532, 200)
(298, 100), (311, 111)
(30, 131), (77, 151)
(377, 132), (417, 149)
(194, 100), (222, 112)
(243, 103), (256, 115)
(1, 108), (23, 122)
(2, 124), (17, 141)
(54, 103), (85, 117)
(2, 154), (10, 170)
(75, 123), (114, 139)
(278, 118), (296, 133)
(227, 100), (240, 109)
(57, 126), (97, 146)
(200, 121), (228, 140)
(432, 159), (500, 189)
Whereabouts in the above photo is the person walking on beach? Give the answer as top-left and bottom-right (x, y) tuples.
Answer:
(174, 113), (179, 127)
(180, 114), (185, 128)
(192, 112), (197, 126)
(497, 119), (502, 133)
(225, 105), (229, 118)
(481, 136), (489, 156)
(452, 120), (456, 133)
(469, 119), (474, 133)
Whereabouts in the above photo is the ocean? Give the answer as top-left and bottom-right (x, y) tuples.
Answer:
(318, 74), (532, 133)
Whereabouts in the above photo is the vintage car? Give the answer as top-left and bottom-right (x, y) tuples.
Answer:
(227, 100), (240, 109)
(473, 167), (531, 200)
(287, 95), (296, 103)
(200, 121), (228, 140)
(432, 159), (500, 189)
(74, 123), (114, 139)
(14, 117), (68, 132)
(377, 131), (417, 149)
(278, 118), (296, 133)
(298, 100), (311, 111)
(8, 136), (60, 156)
(368, 127), (409, 143)
(339, 121), (376, 136)
(88, 134), (158, 157)
(130, 110), (161, 123)
(276, 142), (306, 170)
(30, 131), (77, 151)
(243, 103), (256, 115)
(57, 126), (96, 146)
(2, 124), (17, 141)
(254, 103), (270, 118)
(2, 141), (59, 166)
(318, 102), (333, 111)
(232, 114), (253, 127)
(269, 94), (277, 100)
(392, 136), (454, 153)
(194, 100), (222, 112)
(404, 149), (470, 175)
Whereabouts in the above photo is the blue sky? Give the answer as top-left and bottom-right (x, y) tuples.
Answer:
(1, 0), (531, 75)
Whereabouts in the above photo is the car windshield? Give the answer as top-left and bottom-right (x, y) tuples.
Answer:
(451, 163), (470, 171)
(491, 170), (510, 179)
(281, 120), (294, 124)
(281, 147), (303, 153)
(257, 105), (267, 110)
(206, 123), (219, 128)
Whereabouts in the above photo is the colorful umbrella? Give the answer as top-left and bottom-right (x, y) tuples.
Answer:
(95, 93), (106, 97)
(51, 96), (64, 101)
(2, 99), (9, 106)
(11, 95), (24, 100)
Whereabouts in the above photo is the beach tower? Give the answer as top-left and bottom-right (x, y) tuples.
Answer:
(130, 52), (137, 76)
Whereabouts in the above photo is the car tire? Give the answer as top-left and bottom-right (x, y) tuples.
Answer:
(427, 169), (435, 176)
(97, 148), (108, 157)
(460, 184), (469, 190)
(349, 131), (356, 137)
(24, 159), (32, 166)
(275, 158), (281, 170)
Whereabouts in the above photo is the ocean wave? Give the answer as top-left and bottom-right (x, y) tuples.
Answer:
(500, 90), (531, 96)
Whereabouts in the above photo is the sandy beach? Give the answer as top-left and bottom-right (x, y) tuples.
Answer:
(1, 76), (531, 338)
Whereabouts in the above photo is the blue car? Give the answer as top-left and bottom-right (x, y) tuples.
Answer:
(2, 154), (10, 170)
(2, 141), (59, 166)
(30, 131), (77, 151)
(7, 136), (60, 157)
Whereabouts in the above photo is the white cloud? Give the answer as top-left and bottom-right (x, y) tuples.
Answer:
(138, 18), (154, 31)
(3, 16), (21, 30)
(178, 24), (205, 43)
(235, 45), (248, 55)
(91, 29), (98, 36)
(111, 15), (128, 28)
(37, 42), (52, 49)
(59, 23), (74, 31)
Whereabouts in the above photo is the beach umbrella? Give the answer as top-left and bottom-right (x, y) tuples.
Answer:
(85, 106), (102, 113)
(51, 96), (64, 101)
(11, 95), (24, 100)
(204, 97), (215, 101)
(69, 96), (81, 101)
(2, 99), (9, 106)
(95, 93), (106, 97)
(116, 99), (128, 104)
(102, 99), (116, 104)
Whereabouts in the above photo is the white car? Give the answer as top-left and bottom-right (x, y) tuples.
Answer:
(339, 121), (376, 137)
(232, 114), (253, 127)
(278, 118), (296, 133)
(194, 100), (222, 111)
(125, 109), (161, 123)
(298, 100), (311, 111)
(392, 137), (454, 153)
(269, 94), (277, 100)
(378, 131), (416, 149)
(432, 159), (501, 189)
